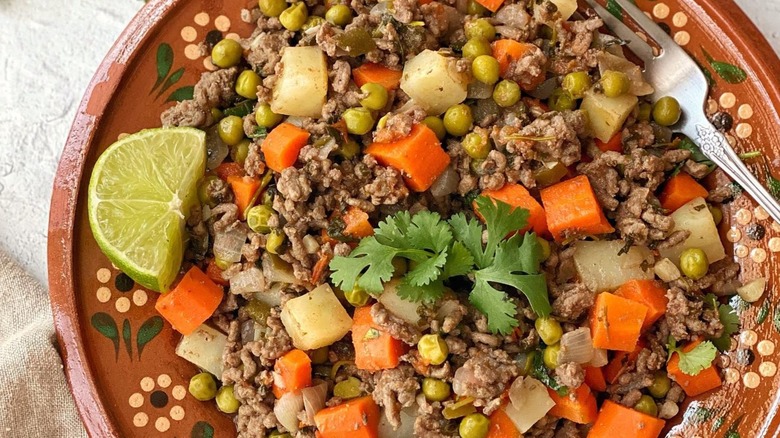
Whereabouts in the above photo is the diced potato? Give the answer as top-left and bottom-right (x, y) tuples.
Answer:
(597, 52), (654, 96)
(271, 46), (328, 118)
(581, 89), (638, 142)
(534, 0), (577, 21)
(400, 49), (469, 115)
(175, 325), (227, 376)
(659, 197), (726, 267)
(281, 284), (353, 350)
(504, 377), (555, 433)
(378, 279), (425, 326)
(574, 240), (654, 292)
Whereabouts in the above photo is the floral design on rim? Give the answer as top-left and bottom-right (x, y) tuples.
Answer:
(128, 374), (189, 432)
(181, 10), (241, 71)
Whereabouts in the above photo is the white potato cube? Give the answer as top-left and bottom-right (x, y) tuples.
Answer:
(659, 197), (726, 267)
(378, 279), (424, 326)
(574, 240), (654, 292)
(271, 46), (328, 118)
(581, 89), (638, 142)
(175, 325), (227, 376)
(400, 50), (469, 115)
(281, 284), (353, 350)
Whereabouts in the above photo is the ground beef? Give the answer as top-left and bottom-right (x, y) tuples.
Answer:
(277, 167), (313, 202)
(551, 282), (593, 321)
(373, 105), (427, 143)
(493, 4), (534, 42)
(421, 2), (462, 38)
(330, 60), (352, 94)
(196, 67), (240, 108)
(664, 287), (724, 341)
(577, 151), (626, 211)
(684, 159), (712, 179)
(415, 396), (458, 437)
(371, 302), (423, 345)
(504, 45), (548, 91)
(518, 111), (586, 166)
(160, 99), (211, 127)
(245, 27), (292, 76)
(615, 187), (677, 247)
(454, 348), (519, 400)
(708, 183), (737, 203)
(373, 365), (420, 428)
(554, 420), (584, 438)
(555, 362), (585, 389)
(558, 16), (603, 57)
(622, 121), (655, 151)
(244, 142), (267, 177)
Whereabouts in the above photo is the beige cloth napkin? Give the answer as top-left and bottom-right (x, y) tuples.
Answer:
(0, 251), (86, 437)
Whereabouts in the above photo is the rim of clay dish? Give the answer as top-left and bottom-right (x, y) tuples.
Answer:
(47, 0), (780, 436)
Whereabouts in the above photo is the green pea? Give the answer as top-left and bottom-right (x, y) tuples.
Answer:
(648, 372), (671, 398)
(211, 39), (243, 69)
(466, 0), (489, 16)
(600, 70), (631, 98)
(266, 230), (286, 254)
(218, 115), (245, 146)
(302, 15), (326, 32)
(280, 2), (308, 31)
(634, 395), (658, 417)
(652, 96), (682, 126)
(562, 71), (592, 99)
(493, 80), (521, 108)
(359, 83), (389, 111)
(343, 107), (375, 135)
(536, 236), (551, 261)
(680, 247), (709, 280)
(472, 55), (500, 85)
(255, 103), (283, 128)
(535, 317), (563, 345)
(548, 88), (576, 112)
(461, 131), (491, 160)
(198, 175), (221, 207)
(246, 204), (274, 234)
(188, 372), (217, 401)
(422, 116), (446, 140)
(216, 385), (240, 414)
(637, 102), (653, 121)
(443, 104), (473, 137)
(543, 343), (560, 369)
(236, 70), (262, 99)
(214, 257), (232, 270)
(259, 0), (288, 17)
(325, 4), (353, 26)
(465, 18), (495, 41)
(418, 334), (449, 365)
(422, 378), (451, 402)
(211, 107), (224, 122)
(230, 139), (251, 166)
(708, 204), (723, 226)
(345, 285), (370, 307)
(333, 376), (363, 399)
(462, 38), (492, 60)
(459, 413), (489, 438)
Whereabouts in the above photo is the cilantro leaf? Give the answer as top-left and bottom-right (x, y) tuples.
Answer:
(397, 277), (444, 303)
(669, 340), (718, 376)
(448, 212), (485, 266)
(470, 279), (519, 334)
(474, 196), (530, 267)
(711, 304), (740, 351)
(329, 237), (398, 294)
(374, 211), (414, 248)
(442, 241), (475, 279)
(405, 248), (449, 287)
(406, 211), (453, 253)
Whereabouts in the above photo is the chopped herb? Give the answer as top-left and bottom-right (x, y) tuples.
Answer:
(757, 300), (770, 325)
(223, 99), (256, 117)
(667, 337), (718, 376)
(531, 351), (568, 396)
(738, 150), (761, 160)
(364, 328), (380, 340)
(724, 415), (744, 438)
(248, 126), (268, 139)
(678, 137), (716, 175)
(329, 197), (550, 334)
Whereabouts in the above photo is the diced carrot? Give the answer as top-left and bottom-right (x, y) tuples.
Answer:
(214, 162), (244, 181)
(590, 292), (648, 352)
(352, 306), (408, 371)
(227, 175), (262, 220)
(548, 384), (598, 425)
(343, 206), (374, 238)
(477, 183), (548, 236)
(667, 339), (722, 397)
(491, 40), (545, 90)
(475, 0), (505, 12)
(314, 396), (381, 438)
(540, 175), (615, 242)
(658, 172), (709, 212)
(273, 349), (312, 398)
(311, 251), (333, 285)
(583, 366), (607, 392)
(604, 339), (647, 384)
(205, 259), (229, 286)
(487, 407), (520, 438)
(261, 122), (311, 173)
(587, 400), (665, 438)
(366, 124), (451, 192)
(595, 132), (623, 153)
(614, 279), (669, 330)
(418, 0), (434, 5)
(352, 63), (403, 91)
(155, 266), (223, 336)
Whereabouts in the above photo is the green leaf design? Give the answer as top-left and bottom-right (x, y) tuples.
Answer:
(694, 58), (716, 88)
(137, 315), (164, 359)
(151, 43), (174, 93)
(91, 313), (119, 360)
(757, 300), (770, 324)
(167, 86), (195, 102)
(156, 67), (185, 98)
(702, 47), (747, 84)
(605, 0), (622, 18)
(122, 319), (132, 361)
(191, 422), (215, 438)
(725, 415), (744, 438)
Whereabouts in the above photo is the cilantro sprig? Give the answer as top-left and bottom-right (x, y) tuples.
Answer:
(667, 337), (718, 376)
(705, 294), (740, 351)
(329, 196), (551, 334)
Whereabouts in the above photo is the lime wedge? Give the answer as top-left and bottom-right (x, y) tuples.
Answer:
(88, 127), (206, 292)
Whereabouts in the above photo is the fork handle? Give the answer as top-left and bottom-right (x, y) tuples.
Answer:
(682, 119), (780, 224)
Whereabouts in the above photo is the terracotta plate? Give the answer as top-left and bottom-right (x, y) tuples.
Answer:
(48, 0), (780, 436)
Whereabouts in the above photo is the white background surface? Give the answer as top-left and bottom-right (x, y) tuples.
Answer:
(0, 0), (778, 285)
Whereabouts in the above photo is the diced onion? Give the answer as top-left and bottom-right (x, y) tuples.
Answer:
(285, 116), (308, 128)
(737, 277), (766, 303)
(302, 381), (328, 424)
(262, 253), (301, 284)
(254, 283), (284, 308)
(452, 367), (477, 397)
(240, 319), (258, 344)
(504, 377), (555, 433)
(205, 126), (230, 170)
(558, 327), (594, 365)
(378, 406), (417, 437)
(274, 392), (304, 433)
(430, 166), (459, 198)
(230, 267), (266, 295)
(654, 258), (681, 282)
(588, 348), (608, 368)
(213, 227), (247, 264)
(302, 235), (320, 255)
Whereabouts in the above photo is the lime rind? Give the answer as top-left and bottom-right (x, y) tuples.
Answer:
(88, 127), (206, 292)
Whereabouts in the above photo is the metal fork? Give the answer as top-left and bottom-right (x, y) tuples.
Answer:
(584, 0), (780, 224)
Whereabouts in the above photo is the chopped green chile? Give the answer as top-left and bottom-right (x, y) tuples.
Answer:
(337, 28), (377, 57)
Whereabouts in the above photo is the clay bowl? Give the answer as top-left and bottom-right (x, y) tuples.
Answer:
(48, 0), (780, 436)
